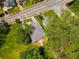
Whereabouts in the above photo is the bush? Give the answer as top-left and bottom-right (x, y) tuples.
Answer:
(16, 29), (32, 44)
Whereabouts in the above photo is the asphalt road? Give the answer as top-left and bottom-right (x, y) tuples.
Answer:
(0, 0), (66, 23)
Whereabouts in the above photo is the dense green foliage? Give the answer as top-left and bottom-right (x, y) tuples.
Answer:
(15, 19), (22, 24)
(0, 20), (32, 59)
(16, 29), (32, 44)
(15, 19), (32, 44)
(69, 0), (79, 16)
(0, 20), (10, 36)
(0, 20), (10, 47)
(20, 47), (44, 59)
(20, 45), (53, 59)
(6, 22), (32, 45)
(43, 10), (79, 59)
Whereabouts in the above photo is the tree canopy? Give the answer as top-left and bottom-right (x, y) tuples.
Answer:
(0, 20), (10, 47)
(16, 29), (32, 44)
(20, 46), (47, 59)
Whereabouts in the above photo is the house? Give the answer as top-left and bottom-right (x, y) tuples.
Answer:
(31, 22), (44, 42)
(4, 0), (17, 8)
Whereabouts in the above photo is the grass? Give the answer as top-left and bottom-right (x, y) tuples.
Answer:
(8, 6), (20, 14)
(34, 10), (58, 31)
(24, 18), (32, 23)
(42, 10), (79, 59)
(0, 43), (31, 59)
(43, 10), (57, 18)
(35, 15), (45, 30)
(60, 9), (79, 59)
(43, 10), (59, 30)
(22, 0), (44, 9)
(69, 0), (79, 16)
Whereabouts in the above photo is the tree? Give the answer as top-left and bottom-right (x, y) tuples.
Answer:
(0, 39), (5, 47)
(0, 20), (10, 34)
(15, 19), (22, 24)
(0, 20), (10, 47)
(24, 24), (34, 34)
(20, 47), (45, 59)
(16, 29), (32, 44)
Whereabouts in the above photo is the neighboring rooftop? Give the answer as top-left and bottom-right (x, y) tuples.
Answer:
(4, 0), (17, 7)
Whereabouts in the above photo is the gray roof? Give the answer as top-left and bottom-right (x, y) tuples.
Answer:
(31, 22), (44, 42)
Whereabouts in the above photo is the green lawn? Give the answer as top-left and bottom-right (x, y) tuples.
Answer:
(69, 0), (79, 16)
(60, 10), (79, 59)
(34, 10), (57, 31)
